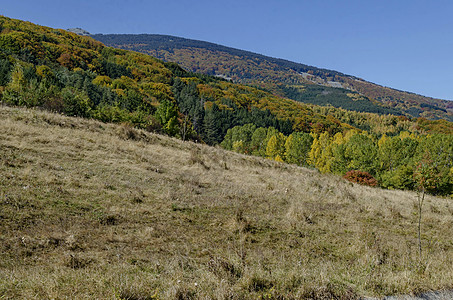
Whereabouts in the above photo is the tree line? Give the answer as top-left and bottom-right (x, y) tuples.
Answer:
(221, 123), (453, 196)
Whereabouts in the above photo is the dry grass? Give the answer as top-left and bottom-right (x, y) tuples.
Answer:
(1, 106), (453, 299)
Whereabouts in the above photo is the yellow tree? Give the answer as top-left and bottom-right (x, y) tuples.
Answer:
(232, 140), (245, 153)
(266, 132), (286, 161)
(308, 132), (335, 173)
(92, 75), (112, 87)
(308, 134), (321, 168)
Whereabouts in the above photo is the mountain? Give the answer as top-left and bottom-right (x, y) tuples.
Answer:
(92, 34), (453, 122)
(1, 15), (451, 142)
(1, 105), (453, 298)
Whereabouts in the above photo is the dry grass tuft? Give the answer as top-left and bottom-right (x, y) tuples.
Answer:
(1, 106), (453, 299)
(116, 122), (149, 142)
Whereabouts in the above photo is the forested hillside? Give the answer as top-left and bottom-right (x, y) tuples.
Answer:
(0, 16), (452, 196)
(0, 16), (354, 142)
(93, 34), (453, 122)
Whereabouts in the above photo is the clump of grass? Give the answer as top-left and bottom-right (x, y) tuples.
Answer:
(66, 253), (93, 269)
(99, 214), (119, 226)
(116, 122), (147, 142)
(117, 286), (159, 300)
(188, 147), (209, 170)
(207, 256), (243, 283)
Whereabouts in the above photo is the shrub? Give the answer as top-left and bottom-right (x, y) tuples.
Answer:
(61, 87), (92, 117)
(343, 170), (378, 187)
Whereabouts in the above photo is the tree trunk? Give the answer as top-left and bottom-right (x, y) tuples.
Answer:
(418, 187), (425, 257)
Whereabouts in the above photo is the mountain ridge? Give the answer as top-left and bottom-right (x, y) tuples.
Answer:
(93, 33), (448, 100)
(92, 33), (356, 79)
(92, 33), (453, 121)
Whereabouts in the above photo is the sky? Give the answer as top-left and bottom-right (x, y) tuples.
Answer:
(2, 0), (452, 100)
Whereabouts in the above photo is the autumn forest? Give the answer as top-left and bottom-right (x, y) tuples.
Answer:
(0, 16), (452, 196)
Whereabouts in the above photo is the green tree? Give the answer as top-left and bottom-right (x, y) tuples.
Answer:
(154, 99), (179, 136)
(202, 106), (220, 145)
(285, 132), (313, 166)
(413, 134), (453, 195)
(220, 127), (234, 150)
(62, 87), (92, 117)
(0, 58), (12, 87)
(250, 127), (268, 157)
(3, 63), (57, 108)
(220, 123), (256, 154)
(343, 133), (378, 175)
(2, 63), (27, 105)
(378, 134), (418, 190)
(411, 134), (453, 255)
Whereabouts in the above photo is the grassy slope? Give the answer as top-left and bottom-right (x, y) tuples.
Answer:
(1, 105), (453, 299)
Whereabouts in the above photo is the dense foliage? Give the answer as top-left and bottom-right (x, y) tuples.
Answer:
(93, 33), (453, 122)
(221, 124), (453, 196)
(280, 84), (402, 115)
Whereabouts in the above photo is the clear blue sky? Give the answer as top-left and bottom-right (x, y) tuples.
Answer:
(2, 0), (452, 100)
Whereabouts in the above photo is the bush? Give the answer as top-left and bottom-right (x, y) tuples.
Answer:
(62, 87), (92, 117)
(343, 170), (378, 187)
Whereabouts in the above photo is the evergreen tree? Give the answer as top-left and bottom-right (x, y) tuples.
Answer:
(203, 105), (220, 145)
(0, 58), (12, 86)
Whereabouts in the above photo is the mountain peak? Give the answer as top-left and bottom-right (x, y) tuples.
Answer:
(66, 27), (90, 36)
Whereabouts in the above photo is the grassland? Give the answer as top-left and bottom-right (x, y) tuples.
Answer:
(1, 105), (453, 299)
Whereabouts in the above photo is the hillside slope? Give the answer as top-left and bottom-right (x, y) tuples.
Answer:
(92, 34), (453, 121)
(1, 15), (452, 145)
(1, 106), (453, 299)
(0, 15), (360, 141)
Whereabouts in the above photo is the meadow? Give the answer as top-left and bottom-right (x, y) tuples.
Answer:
(1, 105), (453, 299)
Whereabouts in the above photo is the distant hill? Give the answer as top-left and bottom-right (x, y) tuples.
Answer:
(92, 34), (453, 121)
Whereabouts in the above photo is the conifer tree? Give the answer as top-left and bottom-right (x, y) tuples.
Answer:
(203, 106), (220, 145)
